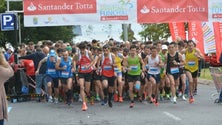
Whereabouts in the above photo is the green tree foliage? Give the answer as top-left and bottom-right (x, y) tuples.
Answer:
(139, 23), (170, 42)
(0, 1), (75, 47)
(120, 24), (136, 42)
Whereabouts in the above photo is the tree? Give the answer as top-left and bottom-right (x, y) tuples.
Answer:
(139, 23), (170, 42)
(120, 24), (136, 42)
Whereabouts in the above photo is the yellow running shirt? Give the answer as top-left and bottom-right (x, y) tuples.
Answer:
(185, 49), (199, 72)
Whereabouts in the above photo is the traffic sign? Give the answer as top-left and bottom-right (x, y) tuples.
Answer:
(1, 13), (17, 31)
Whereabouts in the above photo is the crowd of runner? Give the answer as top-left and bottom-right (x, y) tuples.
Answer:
(3, 39), (204, 111)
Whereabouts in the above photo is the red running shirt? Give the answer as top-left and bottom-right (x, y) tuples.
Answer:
(101, 54), (114, 77)
(78, 52), (93, 73)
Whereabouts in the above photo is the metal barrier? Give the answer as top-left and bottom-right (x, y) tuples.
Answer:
(209, 67), (222, 103)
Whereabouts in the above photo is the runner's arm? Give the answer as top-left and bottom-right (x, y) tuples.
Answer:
(35, 57), (47, 74)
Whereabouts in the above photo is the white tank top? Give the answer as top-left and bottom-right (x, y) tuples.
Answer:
(147, 55), (160, 74)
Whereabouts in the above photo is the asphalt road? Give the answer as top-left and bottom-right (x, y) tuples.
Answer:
(5, 83), (222, 125)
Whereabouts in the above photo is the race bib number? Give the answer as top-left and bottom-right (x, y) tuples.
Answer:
(81, 66), (87, 70)
(170, 67), (179, 74)
(188, 61), (195, 66)
(104, 66), (112, 70)
(149, 67), (158, 72)
(114, 68), (119, 72)
(130, 66), (138, 71)
(48, 69), (56, 74)
(61, 71), (69, 77)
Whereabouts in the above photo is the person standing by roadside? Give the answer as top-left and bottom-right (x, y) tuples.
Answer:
(0, 49), (14, 125)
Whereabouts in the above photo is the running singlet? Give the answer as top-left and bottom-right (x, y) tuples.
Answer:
(159, 52), (166, 74)
(78, 51), (93, 73)
(166, 52), (180, 74)
(147, 55), (160, 75)
(127, 56), (141, 76)
(114, 53), (122, 73)
(101, 53), (114, 77)
(59, 57), (73, 78)
(185, 49), (198, 72)
(46, 57), (58, 78)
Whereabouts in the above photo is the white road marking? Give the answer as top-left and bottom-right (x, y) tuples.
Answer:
(163, 111), (182, 121)
(8, 107), (12, 113)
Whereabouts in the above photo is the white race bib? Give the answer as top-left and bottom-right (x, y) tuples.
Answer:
(170, 67), (179, 74)
(104, 66), (112, 70)
(130, 66), (138, 71)
(188, 61), (195, 66)
(48, 69), (56, 74)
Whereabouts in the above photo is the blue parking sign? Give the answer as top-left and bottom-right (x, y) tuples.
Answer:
(1, 13), (17, 31)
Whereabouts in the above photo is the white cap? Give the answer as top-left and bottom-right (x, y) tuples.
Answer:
(162, 45), (168, 50)
(7, 46), (14, 52)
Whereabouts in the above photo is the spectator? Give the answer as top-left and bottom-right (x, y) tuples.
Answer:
(0, 49), (14, 125)
(18, 46), (46, 71)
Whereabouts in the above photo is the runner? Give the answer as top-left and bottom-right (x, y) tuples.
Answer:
(97, 44), (116, 107)
(73, 42), (97, 111)
(181, 40), (204, 103)
(159, 44), (170, 101)
(112, 47), (124, 102)
(123, 45), (145, 108)
(36, 49), (60, 103)
(56, 50), (73, 105)
(165, 42), (185, 104)
(144, 46), (163, 106)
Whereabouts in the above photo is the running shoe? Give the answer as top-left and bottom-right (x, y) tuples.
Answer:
(48, 96), (53, 103)
(178, 91), (182, 97)
(114, 93), (118, 102)
(101, 100), (108, 106)
(182, 95), (187, 101)
(108, 101), (113, 108)
(150, 97), (156, 103)
(172, 96), (177, 104)
(129, 102), (134, 108)
(160, 94), (164, 101)
(90, 97), (95, 105)
(54, 98), (59, 104)
(95, 95), (101, 101)
(154, 101), (159, 106)
(166, 94), (171, 100)
(189, 97), (195, 104)
(82, 102), (88, 111)
(138, 97), (143, 102)
(119, 96), (123, 103)
(194, 89), (197, 95)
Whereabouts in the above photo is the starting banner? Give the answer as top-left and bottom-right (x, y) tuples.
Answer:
(23, 0), (222, 27)
(23, 0), (137, 27)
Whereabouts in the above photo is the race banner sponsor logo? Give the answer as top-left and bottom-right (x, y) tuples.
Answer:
(24, 0), (97, 15)
(208, 0), (222, 22)
(169, 22), (186, 41)
(188, 22), (205, 55)
(137, 0), (208, 23)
